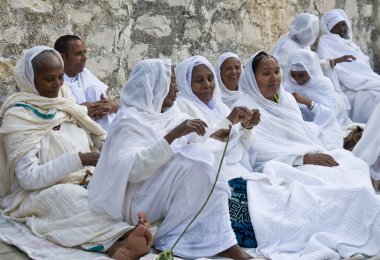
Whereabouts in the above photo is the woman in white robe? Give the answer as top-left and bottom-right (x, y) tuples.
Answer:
(0, 46), (152, 260)
(215, 52), (243, 108)
(317, 9), (380, 123)
(234, 51), (373, 190)
(283, 49), (359, 129)
(88, 59), (251, 259)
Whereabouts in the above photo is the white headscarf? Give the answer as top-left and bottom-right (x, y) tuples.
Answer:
(272, 13), (319, 68)
(320, 9), (352, 38)
(215, 52), (242, 108)
(89, 59), (189, 220)
(236, 52), (341, 166)
(283, 49), (338, 115)
(176, 55), (230, 125)
(0, 46), (105, 198)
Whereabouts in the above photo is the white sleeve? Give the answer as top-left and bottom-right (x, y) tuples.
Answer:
(310, 103), (335, 125)
(129, 138), (174, 184)
(293, 155), (304, 166)
(239, 128), (256, 151)
(15, 145), (84, 190)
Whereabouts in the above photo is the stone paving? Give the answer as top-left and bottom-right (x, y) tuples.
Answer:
(0, 242), (30, 260)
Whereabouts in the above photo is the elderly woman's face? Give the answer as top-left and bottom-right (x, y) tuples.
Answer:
(290, 70), (310, 85)
(255, 57), (281, 101)
(331, 21), (348, 39)
(220, 57), (241, 91)
(162, 67), (179, 111)
(191, 64), (215, 105)
(34, 55), (64, 98)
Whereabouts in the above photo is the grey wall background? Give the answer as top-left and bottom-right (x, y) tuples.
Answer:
(1, 0), (379, 105)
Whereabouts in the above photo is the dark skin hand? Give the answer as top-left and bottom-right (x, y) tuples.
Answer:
(292, 93), (312, 108)
(241, 109), (261, 129)
(303, 153), (339, 167)
(333, 55), (356, 65)
(227, 106), (253, 125)
(78, 152), (100, 166)
(82, 94), (119, 120)
(164, 119), (208, 144)
(210, 128), (231, 142)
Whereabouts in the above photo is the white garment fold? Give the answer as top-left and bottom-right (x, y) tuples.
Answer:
(246, 167), (380, 259)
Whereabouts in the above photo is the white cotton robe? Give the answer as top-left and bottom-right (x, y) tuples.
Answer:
(88, 59), (238, 258)
(64, 68), (116, 131)
(317, 9), (380, 123)
(0, 46), (131, 251)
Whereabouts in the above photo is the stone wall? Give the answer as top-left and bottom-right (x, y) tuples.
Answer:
(0, 0), (379, 104)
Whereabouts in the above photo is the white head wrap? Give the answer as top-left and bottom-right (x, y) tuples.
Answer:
(13, 46), (63, 95)
(272, 13), (319, 69)
(215, 52), (242, 108)
(290, 13), (320, 48)
(324, 10), (346, 31)
(176, 55), (230, 124)
(320, 9), (352, 39)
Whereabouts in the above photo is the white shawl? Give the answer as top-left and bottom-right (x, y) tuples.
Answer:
(88, 59), (191, 220)
(0, 46), (105, 199)
(215, 52), (242, 108)
(272, 13), (319, 69)
(235, 52), (342, 166)
(317, 9), (380, 92)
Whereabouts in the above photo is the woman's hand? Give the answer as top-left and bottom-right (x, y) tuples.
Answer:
(164, 119), (208, 144)
(227, 106), (253, 125)
(333, 55), (356, 65)
(79, 152), (100, 166)
(292, 92), (312, 107)
(241, 109), (261, 129)
(303, 153), (339, 167)
(210, 128), (231, 142)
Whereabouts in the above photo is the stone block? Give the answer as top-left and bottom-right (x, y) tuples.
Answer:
(7, 0), (53, 13)
(135, 15), (171, 38)
(88, 28), (116, 51)
(214, 22), (236, 43)
(184, 20), (202, 40)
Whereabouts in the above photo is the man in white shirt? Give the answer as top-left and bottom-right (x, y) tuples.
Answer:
(54, 35), (118, 131)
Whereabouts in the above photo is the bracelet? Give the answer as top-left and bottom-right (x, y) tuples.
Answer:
(308, 101), (314, 110)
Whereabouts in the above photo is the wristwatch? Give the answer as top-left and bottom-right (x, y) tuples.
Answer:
(308, 101), (314, 110)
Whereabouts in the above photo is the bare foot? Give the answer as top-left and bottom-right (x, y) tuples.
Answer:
(218, 244), (253, 260)
(107, 225), (153, 260)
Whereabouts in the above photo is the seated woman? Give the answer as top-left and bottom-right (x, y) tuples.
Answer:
(0, 46), (152, 260)
(88, 59), (251, 259)
(215, 52), (243, 108)
(175, 55), (260, 173)
(234, 51), (373, 190)
(318, 9), (380, 123)
(283, 49), (354, 128)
